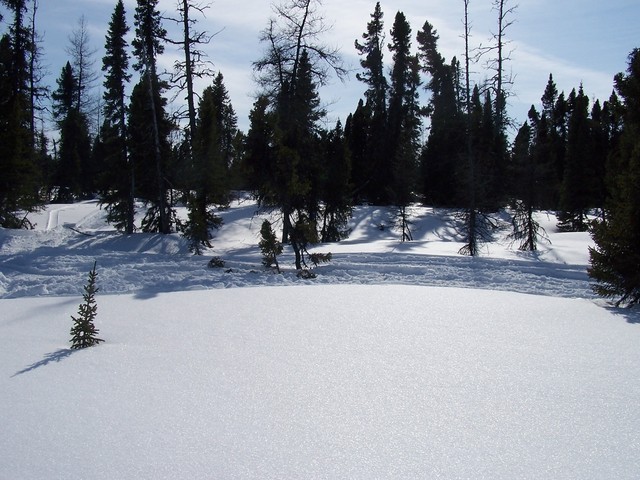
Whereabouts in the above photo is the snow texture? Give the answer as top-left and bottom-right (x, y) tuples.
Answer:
(1, 200), (639, 479)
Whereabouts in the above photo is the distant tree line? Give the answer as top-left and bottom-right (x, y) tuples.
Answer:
(0, 0), (638, 304)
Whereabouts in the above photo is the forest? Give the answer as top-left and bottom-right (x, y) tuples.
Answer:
(0, 0), (639, 305)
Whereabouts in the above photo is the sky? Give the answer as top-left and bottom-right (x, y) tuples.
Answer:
(1, 0), (638, 136)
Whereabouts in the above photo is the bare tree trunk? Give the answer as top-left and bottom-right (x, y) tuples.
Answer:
(28, 0), (38, 146)
(460, 0), (478, 256)
(181, 0), (197, 145)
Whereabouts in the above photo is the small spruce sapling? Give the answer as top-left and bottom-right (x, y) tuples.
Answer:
(259, 220), (283, 273)
(70, 261), (104, 349)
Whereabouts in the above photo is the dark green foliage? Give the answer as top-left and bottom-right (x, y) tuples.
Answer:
(127, 78), (175, 233)
(70, 261), (104, 349)
(387, 12), (421, 238)
(131, 0), (173, 234)
(0, 3), (43, 227)
(259, 219), (282, 273)
(558, 86), (595, 231)
(251, 0), (351, 270)
(182, 72), (236, 253)
(51, 61), (92, 201)
(508, 121), (546, 251)
(353, 2), (388, 203)
(319, 121), (352, 242)
(309, 252), (332, 267)
(98, 0), (134, 233)
(418, 22), (465, 206)
(589, 49), (640, 306)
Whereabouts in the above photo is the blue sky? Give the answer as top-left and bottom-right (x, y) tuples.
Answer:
(2, 0), (638, 135)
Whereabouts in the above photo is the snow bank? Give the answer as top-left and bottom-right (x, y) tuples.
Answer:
(0, 200), (594, 299)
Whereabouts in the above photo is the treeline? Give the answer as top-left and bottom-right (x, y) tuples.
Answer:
(1, 0), (639, 303)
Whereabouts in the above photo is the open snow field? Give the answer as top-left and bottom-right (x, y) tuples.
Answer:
(1, 199), (639, 479)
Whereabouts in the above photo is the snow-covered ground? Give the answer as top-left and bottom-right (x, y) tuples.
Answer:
(1, 199), (639, 479)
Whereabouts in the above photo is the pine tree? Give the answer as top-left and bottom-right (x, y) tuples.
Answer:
(70, 261), (104, 349)
(0, 0), (42, 227)
(319, 120), (352, 242)
(508, 120), (548, 251)
(558, 86), (593, 231)
(252, 0), (344, 271)
(132, 0), (173, 234)
(387, 11), (421, 239)
(243, 95), (276, 200)
(344, 99), (371, 202)
(589, 49), (640, 306)
(354, 2), (388, 202)
(183, 73), (236, 253)
(127, 78), (175, 232)
(417, 20), (465, 206)
(259, 219), (283, 273)
(51, 61), (92, 202)
(99, 0), (134, 233)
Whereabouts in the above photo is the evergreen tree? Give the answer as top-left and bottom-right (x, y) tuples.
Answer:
(99, 0), (134, 233)
(51, 61), (92, 202)
(558, 86), (593, 231)
(508, 119), (548, 251)
(0, 0), (42, 227)
(70, 261), (104, 349)
(344, 99), (371, 202)
(183, 73), (236, 253)
(259, 219), (282, 273)
(387, 11), (421, 239)
(243, 95), (276, 199)
(354, 1), (388, 202)
(417, 20), (465, 207)
(251, 0), (344, 271)
(589, 49), (640, 306)
(132, 0), (173, 233)
(127, 78), (175, 232)
(319, 120), (352, 242)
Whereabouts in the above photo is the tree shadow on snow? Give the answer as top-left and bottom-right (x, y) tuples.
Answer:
(12, 348), (76, 377)
(612, 307), (640, 324)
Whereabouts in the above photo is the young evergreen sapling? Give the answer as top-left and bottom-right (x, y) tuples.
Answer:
(259, 220), (282, 273)
(70, 261), (104, 349)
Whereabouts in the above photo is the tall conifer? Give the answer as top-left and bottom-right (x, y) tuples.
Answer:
(589, 49), (640, 306)
(99, 0), (134, 233)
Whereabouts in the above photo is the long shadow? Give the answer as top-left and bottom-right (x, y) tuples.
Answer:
(605, 305), (640, 325)
(12, 348), (76, 377)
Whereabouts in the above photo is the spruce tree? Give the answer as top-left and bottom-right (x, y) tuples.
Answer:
(259, 219), (283, 273)
(70, 261), (104, 349)
(418, 22), (465, 206)
(99, 0), (134, 233)
(243, 95), (276, 199)
(354, 2), (388, 202)
(0, 0), (42, 227)
(319, 120), (352, 242)
(51, 61), (92, 202)
(252, 0), (344, 271)
(183, 73), (236, 253)
(508, 120), (548, 251)
(387, 12), (421, 238)
(589, 49), (640, 306)
(127, 78), (175, 232)
(558, 86), (593, 231)
(132, 0), (173, 234)
(344, 99), (371, 203)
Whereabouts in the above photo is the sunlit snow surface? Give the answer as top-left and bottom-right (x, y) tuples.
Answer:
(1, 200), (639, 479)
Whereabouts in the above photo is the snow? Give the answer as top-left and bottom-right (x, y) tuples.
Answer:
(1, 199), (640, 479)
